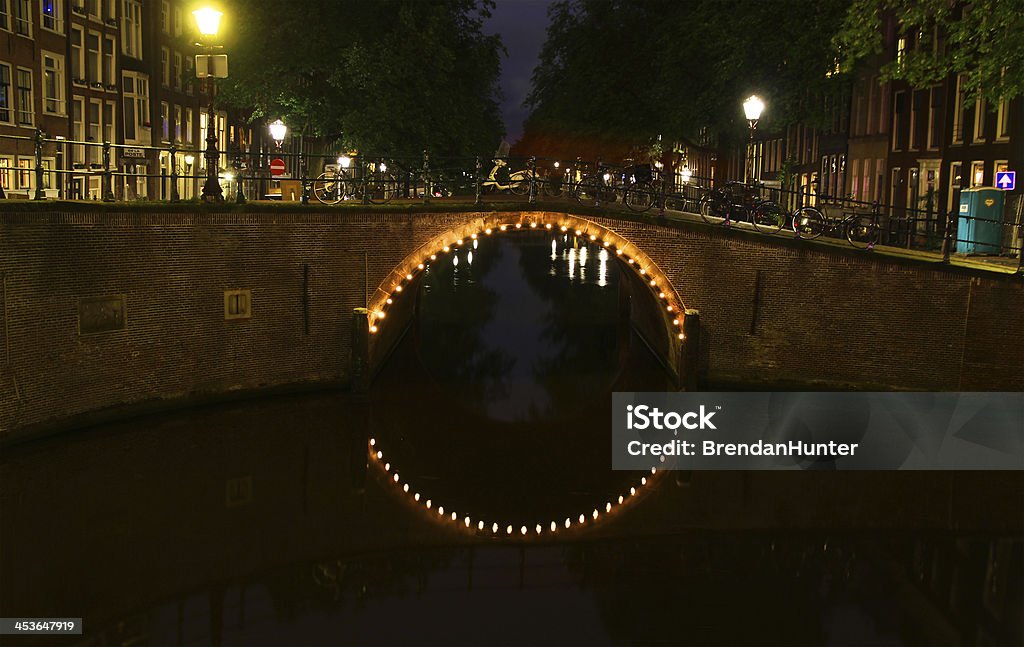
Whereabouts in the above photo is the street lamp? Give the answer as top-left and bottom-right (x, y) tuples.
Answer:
(743, 94), (764, 185)
(269, 119), (287, 149)
(194, 7), (224, 202)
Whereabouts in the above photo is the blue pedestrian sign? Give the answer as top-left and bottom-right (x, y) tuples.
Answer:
(995, 170), (1015, 191)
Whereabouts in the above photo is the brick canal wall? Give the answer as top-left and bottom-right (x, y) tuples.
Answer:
(1, 207), (1021, 437)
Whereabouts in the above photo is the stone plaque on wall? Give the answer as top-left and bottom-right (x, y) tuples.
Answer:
(78, 295), (126, 334)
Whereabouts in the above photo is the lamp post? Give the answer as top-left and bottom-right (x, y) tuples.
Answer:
(269, 119), (287, 150)
(742, 94), (764, 185)
(194, 7), (224, 202)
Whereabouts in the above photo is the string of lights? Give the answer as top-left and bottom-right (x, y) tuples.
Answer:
(368, 217), (687, 341)
(369, 437), (660, 537)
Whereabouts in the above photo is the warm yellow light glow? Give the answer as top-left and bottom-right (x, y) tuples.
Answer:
(192, 7), (222, 36)
(414, 493), (420, 501)
(589, 235), (596, 241)
(426, 499), (431, 509)
(743, 94), (765, 121)
(575, 229), (582, 236)
(471, 233), (478, 239)
(429, 255), (436, 261)
(493, 523), (499, 533)
(565, 518), (571, 528)
(535, 524), (542, 534)
(641, 477), (647, 485)
(438, 506), (444, 515)
(375, 450), (382, 459)
(395, 285), (403, 292)
(560, 226), (567, 232)
(456, 239), (464, 245)
(616, 249), (623, 255)
(650, 279), (656, 286)
(651, 467), (657, 474)
(592, 509), (599, 520)
(478, 520), (485, 530)
(451, 511), (457, 521)
(500, 225), (507, 231)
(678, 333), (685, 340)
(369, 438), (376, 446)
(579, 514), (585, 524)
(418, 263), (424, 270)
(507, 525), (513, 535)
(667, 305), (674, 312)
(405, 273), (413, 280)
(369, 325), (378, 333)
(485, 228), (492, 235)
(545, 223), (552, 229)
(184, 154), (195, 166)
(339, 155), (351, 169)
(618, 495), (624, 504)
(630, 487), (636, 496)
(627, 259), (634, 264)
(659, 292), (666, 299)
(375, 310), (385, 318)
(515, 223), (522, 229)
(520, 525), (527, 535)
(605, 502), (612, 513)
(529, 222), (537, 228)
(268, 119), (287, 143)
(465, 516), (471, 527)
(402, 483), (409, 492)
(604, 241), (611, 247)
(551, 521), (557, 532)
(639, 268), (646, 275)
(442, 246), (450, 253)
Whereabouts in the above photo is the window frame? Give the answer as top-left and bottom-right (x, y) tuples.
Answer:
(41, 50), (66, 116)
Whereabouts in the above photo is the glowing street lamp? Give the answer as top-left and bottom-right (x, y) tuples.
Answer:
(268, 119), (287, 150)
(742, 95), (764, 185)
(194, 6), (225, 202)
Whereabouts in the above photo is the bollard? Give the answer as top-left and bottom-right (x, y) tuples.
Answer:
(528, 156), (537, 204)
(940, 210), (954, 263)
(33, 128), (46, 200)
(102, 141), (115, 201)
(422, 149), (430, 204)
(169, 145), (180, 203)
(474, 156), (481, 206)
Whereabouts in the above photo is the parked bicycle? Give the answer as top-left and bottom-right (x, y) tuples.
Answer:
(791, 203), (880, 249)
(699, 182), (786, 234)
(312, 156), (398, 205)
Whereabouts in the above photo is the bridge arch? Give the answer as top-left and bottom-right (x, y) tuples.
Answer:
(365, 212), (691, 381)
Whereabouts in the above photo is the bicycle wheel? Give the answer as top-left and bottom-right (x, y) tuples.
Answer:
(509, 171), (531, 196)
(312, 173), (344, 205)
(751, 200), (785, 234)
(624, 183), (655, 213)
(542, 175), (563, 197)
(574, 175), (601, 204)
(699, 194), (724, 224)
(846, 214), (879, 249)
(792, 206), (826, 239)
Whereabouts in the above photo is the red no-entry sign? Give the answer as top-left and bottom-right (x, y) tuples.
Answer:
(270, 158), (286, 176)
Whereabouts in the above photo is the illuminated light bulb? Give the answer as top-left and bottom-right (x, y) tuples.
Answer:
(376, 451), (382, 459)
(414, 493), (420, 501)
(616, 249), (623, 255)
(535, 524), (542, 535)
(667, 305), (674, 312)
(605, 502), (612, 513)
(405, 273), (413, 281)
(492, 523), (499, 533)
(639, 268), (646, 275)
(438, 506), (444, 516)
(565, 518), (571, 529)
(418, 263), (425, 270)
(630, 487), (636, 496)
(515, 223), (522, 229)
(560, 226), (568, 232)
(551, 521), (557, 532)
(650, 279), (657, 286)
(452, 511), (458, 521)
(507, 525), (513, 535)
(443, 246), (450, 253)
(375, 311), (386, 319)
(604, 241), (611, 247)
(575, 229), (582, 236)
(386, 298), (393, 304)
(520, 526), (527, 535)
(545, 223), (553, 229)
(592, 509), (599, 520)
(603, 173), (611, 182)
(659, 292), (666, 299)
(641, 477), (647, 486)
(618, 495), (624, 504)
(478, 520), (485, 530)
(673, 318), (680, 325)
(579, 514), (586, 524)
(369, 325), (378, 334)
(627, 259), (635, 264)
(485, 228), (492, 235)
(529, 222), (537, 229)
(395, 286), (403, 292)
(500, 225), (507, 231)
(589, 234), (596, 241)
(678, 333), (685, 340)
(403, 484), (409, 492)
(651, 467), (657, 474)
(384, 462), (390, 471)
(456, 239), (464, 245)
(426, 499), (432, 509)
(471, 233), (478, 239)
(369, 438), (376, 446)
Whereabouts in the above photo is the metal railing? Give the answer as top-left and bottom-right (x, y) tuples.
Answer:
(2, 132), (1020, 271)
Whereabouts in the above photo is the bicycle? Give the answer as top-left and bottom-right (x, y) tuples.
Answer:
(620, 163), (658, 213)
(313, 157), (399, 205)
(791, 203), (880, 249)
(573, 163), (618, 206)
(699, 182), (786, 234)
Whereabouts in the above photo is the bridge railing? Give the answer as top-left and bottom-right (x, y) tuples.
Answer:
(2, 132), (1020, 271)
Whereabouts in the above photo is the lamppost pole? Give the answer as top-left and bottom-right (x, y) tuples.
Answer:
(194, 7), (224, 202)
(742, 95), (764, 186)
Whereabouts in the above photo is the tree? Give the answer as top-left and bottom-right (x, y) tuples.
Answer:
(216, 0), (504, 157)
(833, 0), (1024, 104)
(524, 0), (852, 154)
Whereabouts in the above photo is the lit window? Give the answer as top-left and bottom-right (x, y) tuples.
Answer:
(41, 0), (63, 32)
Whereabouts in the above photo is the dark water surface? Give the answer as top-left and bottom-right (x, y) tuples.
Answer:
(1, 234), (1020, 646)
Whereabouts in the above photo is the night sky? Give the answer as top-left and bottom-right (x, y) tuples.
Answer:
(483, 0), (555, 144)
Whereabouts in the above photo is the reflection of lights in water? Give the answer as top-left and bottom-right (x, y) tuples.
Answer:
(598, 248), (608, 287)
(473, 239), (478, 249)
(551, 238), (557, 261)
(467, 251), (473, 265)
(579, 246), (588, 266)
(568, 247), (576, 280)
(453, 254), (459, 267)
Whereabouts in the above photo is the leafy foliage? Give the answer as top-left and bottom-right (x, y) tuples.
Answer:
(524, 0), (852, 151)
(833, 0), (1024, 104)
(216, 0), (505, 157)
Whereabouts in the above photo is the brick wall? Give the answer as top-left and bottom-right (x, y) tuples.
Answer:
(1, 208), (1020, 437)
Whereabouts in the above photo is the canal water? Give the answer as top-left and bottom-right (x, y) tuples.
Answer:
(1, 234), (1019, 645)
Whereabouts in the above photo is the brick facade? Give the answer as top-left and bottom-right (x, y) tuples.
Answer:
(1, 207), (1021, 437)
